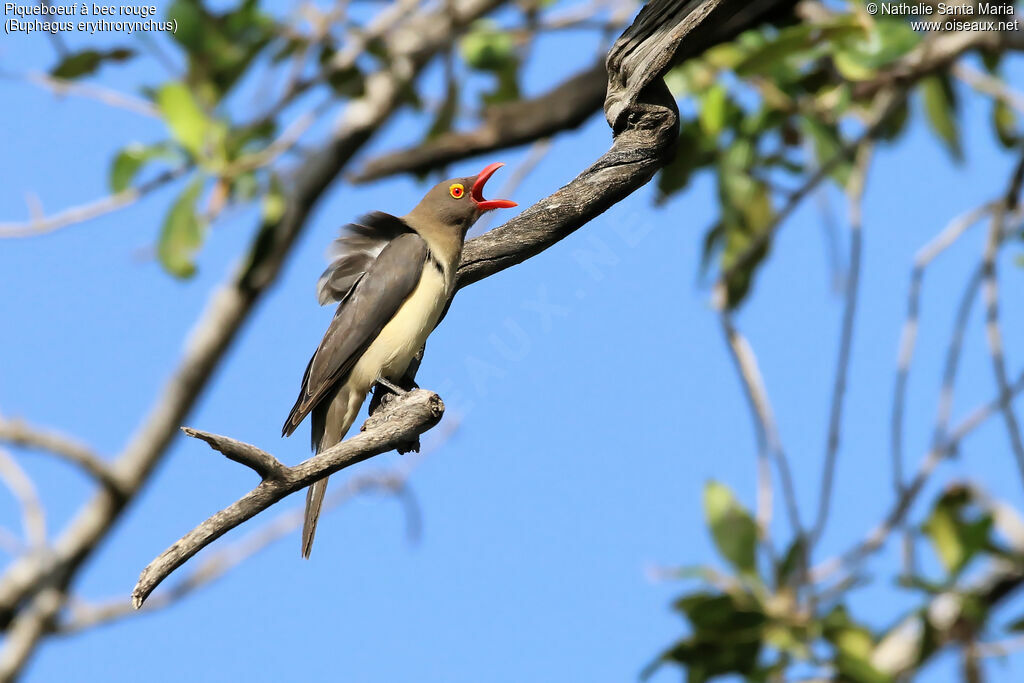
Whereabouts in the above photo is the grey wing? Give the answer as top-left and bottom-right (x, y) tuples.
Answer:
(282, 232), (428, 436)
(316, 212), (415, 305)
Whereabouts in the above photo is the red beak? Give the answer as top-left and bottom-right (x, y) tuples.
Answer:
(471, 162), (518, 211)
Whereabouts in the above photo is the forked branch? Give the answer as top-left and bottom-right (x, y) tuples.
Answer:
(132, 389), (444, 608)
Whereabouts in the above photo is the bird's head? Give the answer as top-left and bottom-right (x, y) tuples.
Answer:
(411, 162), (518, 235)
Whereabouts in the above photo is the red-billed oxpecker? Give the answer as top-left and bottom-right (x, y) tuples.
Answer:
(282, 162), (517, 558)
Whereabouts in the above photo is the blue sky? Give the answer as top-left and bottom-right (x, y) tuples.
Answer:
(2, 2), (1024, 681)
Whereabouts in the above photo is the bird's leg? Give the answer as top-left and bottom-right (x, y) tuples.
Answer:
(367, 377), (421, 454)
(375, 376), (408, 395)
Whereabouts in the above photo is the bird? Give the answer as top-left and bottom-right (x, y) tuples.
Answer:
(282, 162), (517, 558)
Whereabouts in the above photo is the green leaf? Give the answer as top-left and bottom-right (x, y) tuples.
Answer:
(649, 592), (766, 682)
(318, 47), (365, 98)
(876, 97), (910, 142)
(821, 605), (894, 683)
(167, 0), (276, 99)
(922, 486), (993, 575)
(664, 60), (716, 96)
(261, 175), (287, 224)
(712, 140), (777, 308)
(656, 120), (717, 202)
(158, 178), (206, 278)
(109, 143), (177, 193)
(734, 23), (817, 82)
(833, 19), (920, 81)
(51, 48), (135, 80)
(993, 99), (1019, 148)
(920, 74), (962, 161)
(460, 21), (516, 71)
(703, 481), (758, 575)
(482, 61), (520, 105)
(157, 82), (211, 159)
(427, 76), (460, 140)
(835, 652), (894, 683)
(776, 536), (806, 587)
(699, 84), (729, 138)
(800, 116), (852, 186)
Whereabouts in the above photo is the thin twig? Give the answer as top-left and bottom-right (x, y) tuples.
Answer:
(0, 589), (64, 681)
(10, 71), (160, 118)
(813, 369), (1024, 582)
(61, 466), (418, 633)
(0, 417), (120, 492)
(980, 153), (1024, 489)
(714, 91), (900, 306)
(893, 201), (997, 482)
(720, 315), (803, 541)
(0, 449), (46, 551)
(952, 62), (1024, 115)
(0, 167), (188, 239)
(811, 141), (872, 545)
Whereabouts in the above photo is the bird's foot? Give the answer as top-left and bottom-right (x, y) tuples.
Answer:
(375, 377), (408, 396)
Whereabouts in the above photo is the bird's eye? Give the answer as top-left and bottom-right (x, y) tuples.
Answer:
(449, 183), (465, 199)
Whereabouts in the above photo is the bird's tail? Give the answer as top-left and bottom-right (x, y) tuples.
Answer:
(301, 386), (358, 558)
(302, 479), (328, 559)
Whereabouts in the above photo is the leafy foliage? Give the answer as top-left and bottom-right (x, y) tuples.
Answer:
(651, 8), (1011, 308)
(158, 178), (207, 278)
(50, 48), (134, 80)
(652, 482), (1024, 682)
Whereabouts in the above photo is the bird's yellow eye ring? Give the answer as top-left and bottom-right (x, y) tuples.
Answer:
(449, 183), (465, 199)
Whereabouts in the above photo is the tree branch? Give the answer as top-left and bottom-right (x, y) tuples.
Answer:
(132, 389), (443, 608)
(0, 167), (187, 239)
(0, 417), (120, 493)
(352, 0), (799, 183)
(350, 60), (610, 183)
(811, 140), (872, 545)
(180, 428), (290, 482)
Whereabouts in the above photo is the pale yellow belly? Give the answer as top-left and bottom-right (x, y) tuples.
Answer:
(346, 265), (449, 394)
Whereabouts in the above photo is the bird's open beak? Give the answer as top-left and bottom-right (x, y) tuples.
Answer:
(471, 162), (518, 211)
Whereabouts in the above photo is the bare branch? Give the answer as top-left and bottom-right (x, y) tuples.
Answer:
(353, 0), (799, 183)
(0, 167), (188, 239)
(0, 449), (46, 552)
(0, 589), (63, 682)
(65, 468), (417, 633)
(180, 427), (290, 482)
(0, 417), (119, 493)
(351, 60), (609, 183)
(814, 369), (1024, 582)
(720, 315), (802, 542)
(60, 423), (457, 634)
(12, 71), (159, 118)
(811, 141), (872, 545)
(953, 62), (1024, 116)
(980, 153), (1024, 489)
(131, 389), (444, 609)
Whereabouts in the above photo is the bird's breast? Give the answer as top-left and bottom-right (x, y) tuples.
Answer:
(347, 262), (451, 392)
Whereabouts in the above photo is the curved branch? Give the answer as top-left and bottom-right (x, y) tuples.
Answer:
(351, 61), (609, 183)
(0, 417), (120, 494)
(131, 389), (444, 608)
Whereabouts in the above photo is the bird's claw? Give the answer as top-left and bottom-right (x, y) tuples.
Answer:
(375, 377), (407, 395)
